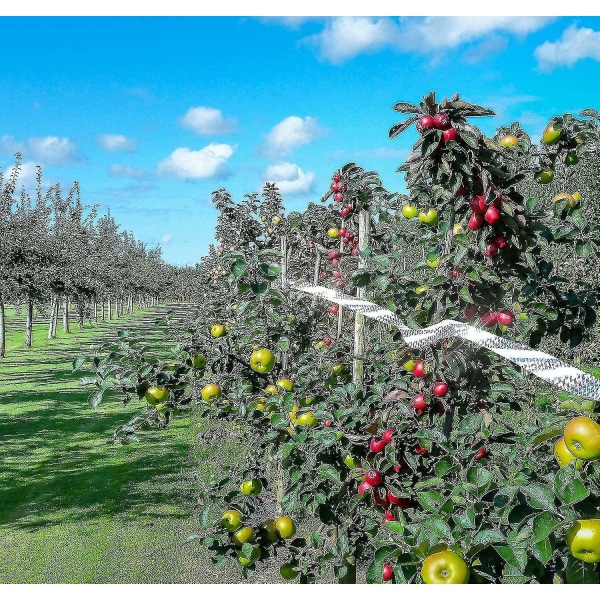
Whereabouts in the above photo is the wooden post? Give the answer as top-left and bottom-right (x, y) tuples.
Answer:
(352, 209), (371, 392)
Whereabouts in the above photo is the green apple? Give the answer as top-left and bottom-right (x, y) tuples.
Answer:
(542, 122), (562, 145)
(221, 509), (243, 532)
(250, 348), (276, 374)
(419, 209), (438, 225)
(426, 251), (439, 268)
(240, 479), (263, 496)
(402, 204), (418, 219)
(276, 378), (294, 392)
(233, 526), (255, 547)
(192, 354), (206, 369)
(211, 324), (226, 337)
(566, 519), (600, 563)
(145, 386), (169, 406)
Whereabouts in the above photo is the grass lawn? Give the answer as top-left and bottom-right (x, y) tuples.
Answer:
(0, 304), (227, 584)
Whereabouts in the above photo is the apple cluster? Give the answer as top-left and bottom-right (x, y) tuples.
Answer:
(330, 172), (354, 217)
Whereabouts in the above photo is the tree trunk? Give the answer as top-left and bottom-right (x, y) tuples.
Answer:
(352, 209), (371, 393)
(52, 297), (59, 338)
(25, 298), (33, 347)
(0, 293), (6, 358)
(76, 301), (84, 329)
(47, 296), (57, 339)
(108, 298), (112, 320)
(94, 301), (98, 321)
(63, 296), (70, 333)
(101, 299), (105, 321)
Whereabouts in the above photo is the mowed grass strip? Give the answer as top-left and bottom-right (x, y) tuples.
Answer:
(0, 304), (230, 583)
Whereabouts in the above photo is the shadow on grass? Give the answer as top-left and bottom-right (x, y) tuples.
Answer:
(0, 389), (193, 528)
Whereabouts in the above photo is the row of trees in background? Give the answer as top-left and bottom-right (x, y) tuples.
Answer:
(0, 153), (196, 358)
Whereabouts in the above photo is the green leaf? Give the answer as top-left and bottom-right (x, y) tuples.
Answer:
(565, 555), (598, 583)
(366, 544), (397, 583)
(575, 240), (592, 257)
(351, 270), (371, 287)
(453, 507), (476, 529)
(231, 259), (247, 278)
(259, 262), (281, 279)
(383, 521), (404, 535)
(88, 389), (104, 409)
(533, 512), (562, 542)
(523, 483), (557, 512)
(531, 539), (553, 565)
(555, 471), (589, 505)
(493, 546), (527, 571)
(391, 101), (421, 114)
(421, 515), (453, 539)
(467, 466), (493, 491)
(473, 528), (505, 545)
(317, 464), (342, 483)
(72, 356), (85, 371)
(459, 286), (474, 303)
(417, 490), (443, 511)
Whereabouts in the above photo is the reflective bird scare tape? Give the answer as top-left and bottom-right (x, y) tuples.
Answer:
(288, 280), (600, 402)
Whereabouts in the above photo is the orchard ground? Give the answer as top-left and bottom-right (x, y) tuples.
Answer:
(0, 304), (247, 584)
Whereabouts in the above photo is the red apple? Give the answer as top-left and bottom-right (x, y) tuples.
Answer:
(469, 195), (487, 214)
(341, 208), (350, 217)
(338, 228), (346, 237)
(328, 251), (340, 260)
(333, 174), (341, 183)
(414, 444), (428, 455)
(319, 272), (327, 279)
(494, 235), (508, 249)
(412, 360), (428, 378)
(433, 382), (449, 397)
(323, 337), (332, 347)
(382, 510), (395, 523)
(443, 127), (457, 142)
(455, 186), (467, 197)
(365, 469), (383, 487)
(382, 428), (395, 443)
(433, 113), (451, 130)
(334, 192), (344, 202)
(480, 311), (498, 327)
(497, 309), (514, 326)
(330, 182), (341, 192)
(464, 304), (478, 320)
(352, 249), (359, 256)
(329, 305), (339, 315)
(418, 115), (435, 130)
(452, 269), (460, 279)
(413, 393), (428, 412)
(383, 564), (393, 582)
(468, 213), (485, 230)
(475, 447), (487, 460)
(373, 487), (391, 509)
(370, 437), (387, 453)
(484, 206), (501, 225)
(485, 242), (499, 257)
(358, 481), (372, 495)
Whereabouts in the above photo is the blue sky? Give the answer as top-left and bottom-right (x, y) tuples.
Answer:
(1, 14), (599, 265)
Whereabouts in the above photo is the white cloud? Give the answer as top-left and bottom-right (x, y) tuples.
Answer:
(109, 164), (146, 179)
(157, 143), (236, 179)
(28, 136), (80, 165)
(259, 116), (325, 160)
(301, 16), (553, 63)
(303, 17), (400, 63)
(97, 134), (137, 152)
(161, 234), (174, 245)
(180, 106), (237, 136)
(264, 162), (316, 196)
(535, 25), (600, 71)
